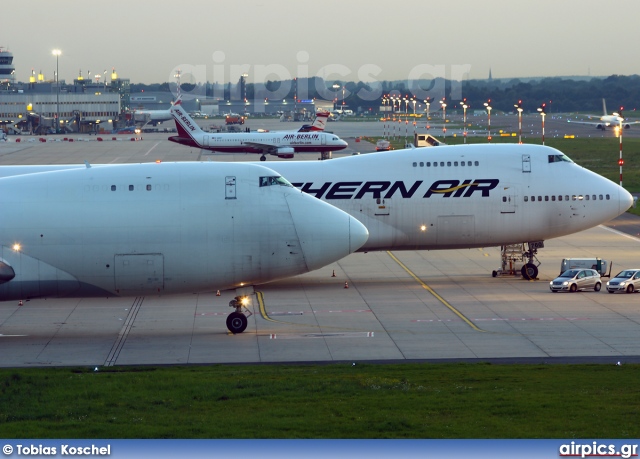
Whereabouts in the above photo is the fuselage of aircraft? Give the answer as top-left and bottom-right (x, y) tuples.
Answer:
(0, 162), (368, 306)
(169, 103), (347, 160)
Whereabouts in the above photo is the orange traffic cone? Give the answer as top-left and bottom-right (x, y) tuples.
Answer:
(344, 282), (349, 289)
(331, 270), (336, 277)
(216, 290), (221, 296)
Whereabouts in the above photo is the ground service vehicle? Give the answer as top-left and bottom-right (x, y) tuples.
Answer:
(606, 269), (640, 293)
(550, 269), (602, 292)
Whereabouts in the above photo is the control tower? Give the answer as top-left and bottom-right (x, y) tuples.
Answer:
(0, 47), (16, 87)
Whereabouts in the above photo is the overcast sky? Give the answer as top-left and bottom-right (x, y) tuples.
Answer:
(2, 0), (638, 86)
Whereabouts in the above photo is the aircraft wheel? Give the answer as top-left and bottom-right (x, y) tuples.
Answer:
(260, 155), (266, 162)
(226, 312), (248, 334)
(521, 263), (538, 280)
(492, 270), (497, 278)
(570, 284), (578, 293)
(626, 284), (634, 294)
(594, 282), (601, 292)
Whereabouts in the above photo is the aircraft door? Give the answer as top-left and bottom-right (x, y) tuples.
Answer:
(225, 176), (236, 199)
(374, 198), (390, 216)
(321, 133), (326, 145)
(500, 186), (517, 214)
(522, 154), (531, 173)
(114, 253), (164, 294)
(203, 136), (209, 147)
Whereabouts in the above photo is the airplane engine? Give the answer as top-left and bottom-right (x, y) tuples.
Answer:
(274, 147), (295, 159)
(623, 123), (630, 129)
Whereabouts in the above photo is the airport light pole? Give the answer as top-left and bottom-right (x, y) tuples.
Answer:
(403, 96), (408, 145)
(515, 99), (523, 144)
(617, 106), (624, 186)
(411, 98), (416, 136)
(440, 99), (447, 139)
(424, 97), (431, 133)
(332, 83), (340, 110)
(382, 95), (388, 139)
(537, 103), (546, 145)
(52, 49), (61, 134)
(390, 95), (396, 140)
(484, 99), (492, 142)
(460, 98), (468, 144)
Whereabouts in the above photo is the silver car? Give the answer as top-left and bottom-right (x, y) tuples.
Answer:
(606, 269), (640, 293)
(549, 269), (602, 293)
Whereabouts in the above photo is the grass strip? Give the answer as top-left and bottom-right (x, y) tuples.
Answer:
(1, 363), (638, 438)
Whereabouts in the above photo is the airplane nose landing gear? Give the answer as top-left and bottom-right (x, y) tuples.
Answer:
(226, 295), (252, 334)
(521, 241), (543, 280)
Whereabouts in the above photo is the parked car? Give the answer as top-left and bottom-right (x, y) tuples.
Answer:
(606, 269), (640, 293)
(549, 269), (601, 292)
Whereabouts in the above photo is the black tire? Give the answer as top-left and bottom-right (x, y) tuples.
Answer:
(492, 270), (498, 278)
(260, 155), (266, 162)
(226, 312), (248, 334)
(594, 282), (601, 292)
(521, 263), (538, 280)
(569, 284), (578, 293)
(626, 284), (634, 294)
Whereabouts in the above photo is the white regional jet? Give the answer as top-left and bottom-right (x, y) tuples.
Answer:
(169, 101), (347, 160)
(568, 99), (640, 130)
(0, 162), (368, 333)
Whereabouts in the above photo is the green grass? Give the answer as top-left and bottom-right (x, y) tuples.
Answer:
(1, 363), (639, 438)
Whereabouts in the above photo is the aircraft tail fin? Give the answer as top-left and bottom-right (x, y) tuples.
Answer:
(298, 110), (330, 132)
(171, 101), (205, 143)
(602, 98), (608, 116)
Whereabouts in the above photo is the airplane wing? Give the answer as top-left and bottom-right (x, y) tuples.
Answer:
(244, 141), (296, 158)
(244, 141), (278, 153)
(568, 119), (640, 127)
(567, 119), (604, 126)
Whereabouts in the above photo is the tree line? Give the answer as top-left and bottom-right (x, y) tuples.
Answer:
(131, 74), (640, 114)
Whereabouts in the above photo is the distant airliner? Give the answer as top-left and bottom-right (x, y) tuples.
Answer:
(568, 99), (640, 130)
(132, 107), (173, 126)
(0, 162), (368, 333)
(169, 101), (347, 160)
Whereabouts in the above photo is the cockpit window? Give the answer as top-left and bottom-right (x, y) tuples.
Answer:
(260, 176), (293, 187)
(548, 154), (573, 164)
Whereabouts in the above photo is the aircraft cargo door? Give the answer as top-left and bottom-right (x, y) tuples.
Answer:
(436, 215), (475, 247)
(500, 186), (517, 214)
(114, 253), (164, 294)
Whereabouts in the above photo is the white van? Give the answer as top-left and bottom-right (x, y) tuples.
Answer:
(560, 258), (610, 277)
